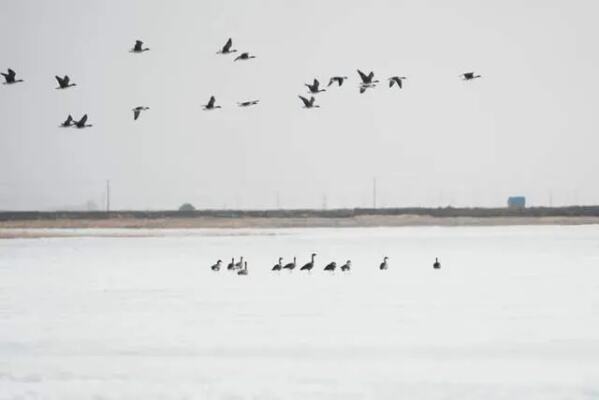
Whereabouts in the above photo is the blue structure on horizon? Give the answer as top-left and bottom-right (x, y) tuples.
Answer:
(507, 196), (526, 208)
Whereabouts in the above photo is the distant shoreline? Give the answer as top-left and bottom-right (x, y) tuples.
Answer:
(1, 208), (599, 238)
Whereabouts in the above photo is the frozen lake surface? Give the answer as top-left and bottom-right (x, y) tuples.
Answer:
(1, 226), (599, 400)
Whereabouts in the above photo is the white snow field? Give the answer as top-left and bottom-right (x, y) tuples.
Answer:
(1, 226), (599, 400)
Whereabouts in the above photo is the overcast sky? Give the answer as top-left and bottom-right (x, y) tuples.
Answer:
(1, 0), (597, 210)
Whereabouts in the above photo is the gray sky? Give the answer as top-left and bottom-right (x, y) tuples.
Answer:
(1, 0), (598, 210)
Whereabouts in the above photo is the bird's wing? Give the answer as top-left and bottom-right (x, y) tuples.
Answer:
(314, 79), (320, 88)
(134, 110), (140, 120)
(223, 38), (232, 52)
(298, 96), (310, 107)
(208, 96), (215, 107)
(389, 79), (394, 88)
(367, 71), (375, 81)
(66, 115), (73, 123)
(55, 75), (63, 85)
(398, 79), (403, 88)
(63, 75), (70, 85)
(357, 69), (368, 83)
(7, 69), (16, 78)
(328, 78), (335, 86)
(309, 96), (316, 105)
(359, 86), (366, 94)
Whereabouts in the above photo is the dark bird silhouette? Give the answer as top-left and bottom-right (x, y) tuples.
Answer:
(211, 260), (222, 271)
(305, 79), (326, 94)
(203, 96), (221, 110)
(237, 100), (259, 107)
(388, 76), (406, 89)
(433, 257), (441, 269)
(227, 257), (236, 270)
(55, 75), (76, 89)
(73, 114), (92, 128)
(130, 40), (150, 53)
(217, 38), (237, 55)
(379, 256), (389, 270)
(238, 261), (248, 275)
(234, 52), (256, 61)
(298, 95), (320, 109)
(340, 260), (351, 272)
(133, 106), (150, 120)
(300, 253), (317, 271)
(283, 256), (296, 270)
(59, 115), (74, 127)
(324, 261), (336, 271)
(1, 68), (23, 85)
(357, 70), (379, 85)
(461, 72), (481, 81)
(328, 76), (348, 87)
(272, 257), (283, 271)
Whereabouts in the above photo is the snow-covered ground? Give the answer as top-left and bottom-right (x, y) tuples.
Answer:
(1, 226), (599, 400)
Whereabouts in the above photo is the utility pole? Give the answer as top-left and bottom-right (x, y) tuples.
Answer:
(106, 180), (110, 213)
(372, 177), (377, 209)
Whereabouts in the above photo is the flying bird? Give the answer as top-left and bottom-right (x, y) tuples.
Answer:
(55, 75), (76, 89)
(237, 100), (259, 107)
(234, 52), (256, 61)
(132, 106), (150, 120)
(1, 68), (23, 85)
(461, 72), (481, 80)
(357, 70), (379, 85)
(130, 40), (150, 53)
(217, 38), (237, 54)
(73, 114), (92, 128)
(59, 115), (74, 127)
(305, 79), (326, 94)
(388, 76), (407, 89)
(328, 76), (348, 87)
(203, 96), (221, 110)
(298, 95), (320, 109)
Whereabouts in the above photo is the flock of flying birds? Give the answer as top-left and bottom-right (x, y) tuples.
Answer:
(1, 38), (482, 126)
(210, 255), (442, 275)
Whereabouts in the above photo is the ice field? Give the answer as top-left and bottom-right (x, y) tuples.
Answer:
(1, 226), (599, 400)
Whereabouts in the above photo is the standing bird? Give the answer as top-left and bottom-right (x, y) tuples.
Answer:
(203, 96), (221, 110)
(234, 52), (256, 61)
(227, 257), (236, 270)
(272, 257), (283, 271)
(283, 256), (296, 270)
(59, 115), (74, 127)
(73, 114), (92, 128)
(328, 76), (348, 87)
(388, 76), (407, 89)
(130, 40), (150, 53)
(461, 72), (482, 81)
(132, 106), (150, 120)
(433, 258), (441, 269)
(211, 260), (222, 271)
(55, 75), (76, 89)
(238, 261), (248, 276)
(340, 260), (352, 272)
(237, 100), (259, 107)
(217, 38), (237, 55)
(300, 253), (317, 271)
(379, 256), (389, 270)
(305, 79), (326, 94)
(324, 261), (337, 272)
(1, 68), (24, 85)
(298, 96), (320, 109)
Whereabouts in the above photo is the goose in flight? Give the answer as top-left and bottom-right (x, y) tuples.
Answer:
(237, 100), (259, 107)
(1, 68), (23, 85)
(461, 72), (481, 80)
(328, 76), (348, 87)
(379, 256), (389, 270)
(55, 75), (76, 89)
(73, 114), (92, 128)
(357, 70), (379, 85)
(132, 106), (150, 120)
(203, 96), (221, 110)
(298, 95), (319, 109)
(388, 76), (407, 89)
(59, 115), (74, 127)
(130, 40), (150, 53)
(234, 52), (256, 61)
(305, 79), (326, 94)
(217, 38), (237, 55)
